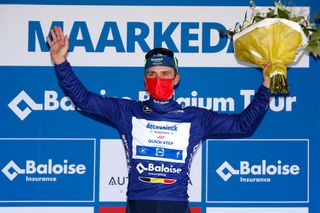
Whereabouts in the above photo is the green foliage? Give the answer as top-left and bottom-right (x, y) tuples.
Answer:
(305, 28), (320, 57)
(253, 16), (265, 23)
(290, 16), (304, 22)
(277, 8), (290, 19)
(266, 9), (276, 18)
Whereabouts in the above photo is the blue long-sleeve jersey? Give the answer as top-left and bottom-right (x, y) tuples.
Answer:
(55, 61), (270, 202)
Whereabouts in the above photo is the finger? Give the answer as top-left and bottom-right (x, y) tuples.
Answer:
(54, 26), (61, 41)
(267, 62), (272, 67)
(61, 35), (69, 53)
(50, 29), (57, 42)
(46, 36), (53, 47)
(58, 26), (64, 39)
(64, 35), (69, 48)
(263, 62), (272, 72)
(58, 27), (65, 45)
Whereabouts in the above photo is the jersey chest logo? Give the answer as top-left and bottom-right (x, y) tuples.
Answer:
(131, 117), (191, 163)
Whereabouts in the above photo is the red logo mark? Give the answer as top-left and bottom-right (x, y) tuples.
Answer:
(157, 135), (165, 139)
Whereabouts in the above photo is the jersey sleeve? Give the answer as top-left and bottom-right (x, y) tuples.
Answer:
(200, 85), (270, 137)
(54, 60), (130, 124)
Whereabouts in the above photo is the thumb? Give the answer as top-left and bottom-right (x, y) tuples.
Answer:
(263, 62), (272, 74)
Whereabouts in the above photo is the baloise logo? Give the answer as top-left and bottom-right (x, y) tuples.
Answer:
(1, 159), (86, 182)
(8, 90), (75, 121)
(136, 162), (182, 175)
(136, 162), (181, 185)
(216, 160), (300, 183)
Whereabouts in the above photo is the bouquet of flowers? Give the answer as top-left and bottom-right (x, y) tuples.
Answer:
(223, 0), (320, 94)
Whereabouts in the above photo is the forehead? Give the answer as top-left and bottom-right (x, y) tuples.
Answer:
(145, 66), (175, 73)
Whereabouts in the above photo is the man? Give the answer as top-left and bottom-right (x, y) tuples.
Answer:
(47, 26), (271, 213)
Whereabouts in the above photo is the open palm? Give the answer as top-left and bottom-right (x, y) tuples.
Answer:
(46, 26), (69, 65)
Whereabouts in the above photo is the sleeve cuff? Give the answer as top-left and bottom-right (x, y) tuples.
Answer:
(259, 84), (271, 95)
(54, 60), (70, 72)
(54, 60), (69, 69)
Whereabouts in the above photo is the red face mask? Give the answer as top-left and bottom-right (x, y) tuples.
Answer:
(145, 77), (174, 101)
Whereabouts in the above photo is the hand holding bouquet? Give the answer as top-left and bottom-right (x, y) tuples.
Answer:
(224, 0), (320, 94)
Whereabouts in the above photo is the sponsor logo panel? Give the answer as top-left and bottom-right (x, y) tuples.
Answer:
(206, 207), (308, 213)
(99, 139), (201, 202)
(99, 139), (128, 202)
(0, 138), (95, 202)
(99, 206), (201, 213)
(135, 162), (181, 185)
(132, 117), (191, 163)
(136, 145), (183, 160)
(206, 139), (308, 203)
(0, 207), (94, 213)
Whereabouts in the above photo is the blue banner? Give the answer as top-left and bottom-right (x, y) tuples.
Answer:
(0, 139), (95, 201)
(207, 139), (308, 202)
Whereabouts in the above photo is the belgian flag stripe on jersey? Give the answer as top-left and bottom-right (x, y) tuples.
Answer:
(139, 177), (177, 184)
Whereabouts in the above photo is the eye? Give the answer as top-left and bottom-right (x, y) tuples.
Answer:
(146, 72), (156, 78)
(161, 71), (174, 78)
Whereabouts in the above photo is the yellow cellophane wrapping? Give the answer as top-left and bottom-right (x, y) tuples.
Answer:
(234, 19), (305, 78)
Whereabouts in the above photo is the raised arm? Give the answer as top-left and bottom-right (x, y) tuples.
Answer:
(201, 64), (272, 137)
(47, 26), (127, 123)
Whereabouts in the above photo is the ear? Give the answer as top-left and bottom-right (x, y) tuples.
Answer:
(173, 73), (180, 86)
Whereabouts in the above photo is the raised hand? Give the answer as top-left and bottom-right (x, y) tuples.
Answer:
(46, 26), (69, 65)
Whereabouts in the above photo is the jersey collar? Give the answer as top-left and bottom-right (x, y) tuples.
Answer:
(145, 97), (182, 113)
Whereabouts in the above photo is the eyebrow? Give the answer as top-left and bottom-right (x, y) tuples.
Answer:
(146, 70), (173, 73)
(145, 71), (156, 74)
